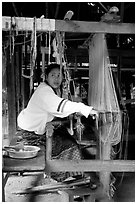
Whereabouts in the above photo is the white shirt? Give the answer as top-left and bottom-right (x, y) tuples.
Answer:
(18, 82), (93, 135)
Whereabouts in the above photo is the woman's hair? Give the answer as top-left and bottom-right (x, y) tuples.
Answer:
(45, 63), (65, 95)
(45, 63), (65, 78)
(45, 63), (60, 76)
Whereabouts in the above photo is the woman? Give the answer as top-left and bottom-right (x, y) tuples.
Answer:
(16, 63), (98, 182)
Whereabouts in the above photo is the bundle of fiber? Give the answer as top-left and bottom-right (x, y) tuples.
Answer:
(88, 33), (122, 146)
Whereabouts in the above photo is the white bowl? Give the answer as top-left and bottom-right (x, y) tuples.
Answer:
(7, 145), (40, 159)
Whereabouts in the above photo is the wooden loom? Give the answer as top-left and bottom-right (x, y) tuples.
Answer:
(44, 33), (123, 199)
(88, 33), (122, 197)
(2, 16), (135, 201)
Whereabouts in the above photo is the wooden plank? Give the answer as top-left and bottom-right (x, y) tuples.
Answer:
(2, 172), (7, 201)
(2, 16), (135, 34)
(46, 159), (135, 172)
(99, 141), (111, 196)
(15, 46), (21, 116)
(2, 16), (55, 32)
(6, 44), (17, 143)
(55, 20), (135, 34)
(36, 35), (42, 84)
(3, 148), (45, 172)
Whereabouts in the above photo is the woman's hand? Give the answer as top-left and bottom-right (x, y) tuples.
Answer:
(90, 108), (98, 119)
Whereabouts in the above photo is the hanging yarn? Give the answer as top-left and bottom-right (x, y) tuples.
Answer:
(22, 18), (37, 85)
(52, 31), (72, 100)
(88, 33), (122, 146)
(88, 34), (123, 199)
(21, 17), (37, 96)
(52, 30), (76, 135)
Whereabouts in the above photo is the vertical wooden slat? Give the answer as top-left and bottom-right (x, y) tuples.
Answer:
(45, 125), (54, 161)
(41, 47), (46, 81)
(21, 44), (25, 110)
(99, 141), (111, 197)
(15, 46), (20, 117)
(36, 35), (41, 84)
(18, 44), (23, 112)
(23, 44), (30, 107)
(15, 44), (23, 117)
(6, 44), (16, 143)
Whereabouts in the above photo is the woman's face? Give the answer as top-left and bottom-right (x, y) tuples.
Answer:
(46, 68), (63, 89)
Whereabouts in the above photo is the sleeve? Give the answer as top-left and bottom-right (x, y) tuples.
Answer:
(38, 85), (93, 118)
(62, 100), (93, 118)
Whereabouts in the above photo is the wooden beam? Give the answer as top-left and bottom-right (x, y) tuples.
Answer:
(2, 16), (55, 32)
(46, 159), (135, 172)
(55, 20), (135, 34)
(2, 16), (135, 34)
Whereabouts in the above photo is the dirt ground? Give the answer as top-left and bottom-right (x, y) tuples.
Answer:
(4, 173), (66, 202)
(4, 172), (135, 202)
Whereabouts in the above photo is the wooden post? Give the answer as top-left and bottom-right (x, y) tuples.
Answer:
(41, 47), (45, 81)
(2, 173), (6, 202)
(45, 124), (54, 161)
(15, 45), (22, 117)
(6, 41), (17, 144)
(99, 140), (111, 199)
(22, 44), (30, 107)
(18, 45), (23, 111)
(88, 34), (115, 200)
(36, 35), (41, 84)
(45, 123), (54, 176)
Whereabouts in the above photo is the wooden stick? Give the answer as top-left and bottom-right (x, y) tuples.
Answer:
(15, 177), (91, 194)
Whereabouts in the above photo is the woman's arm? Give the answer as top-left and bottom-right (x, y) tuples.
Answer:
(40, 85), (98, 118)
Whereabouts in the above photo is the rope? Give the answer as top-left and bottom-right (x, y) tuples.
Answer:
(22, 17), (37, 83)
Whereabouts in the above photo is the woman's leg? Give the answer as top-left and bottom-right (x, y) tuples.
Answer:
(51, 126), (84, 182)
